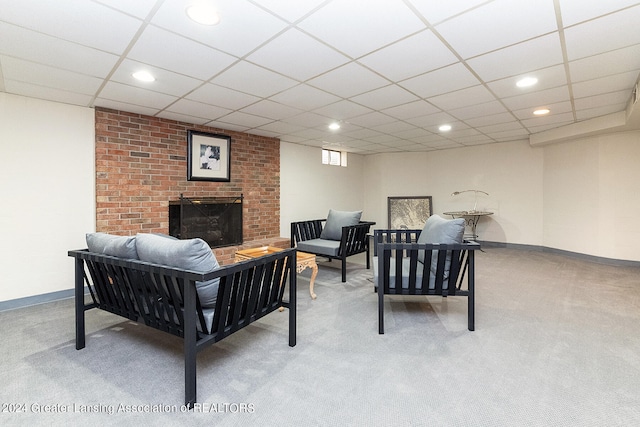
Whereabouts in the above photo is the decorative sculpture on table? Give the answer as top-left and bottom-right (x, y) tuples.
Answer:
(451, 190), (489, 213)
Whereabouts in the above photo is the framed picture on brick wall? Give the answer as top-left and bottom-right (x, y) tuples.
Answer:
(187, 130), (231, 181)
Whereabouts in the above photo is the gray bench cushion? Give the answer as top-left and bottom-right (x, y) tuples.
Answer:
(86, 232), (138, 259)
(296, 238), (341, 257)
(319, 209), (362, 240)
(136, 233), (220, 308)
(417, 215), (465, 279)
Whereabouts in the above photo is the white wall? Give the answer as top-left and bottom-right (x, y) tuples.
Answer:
(283, 133), (640, 263)
(0, 93), (95, 302)
(280, 142), (366, 237)
(2, 94), (638, 304)
(543, 131), (640, 260)
(363, 140), (545, 245)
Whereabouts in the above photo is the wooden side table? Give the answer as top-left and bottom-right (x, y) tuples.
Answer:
(234, 246), (319, 299)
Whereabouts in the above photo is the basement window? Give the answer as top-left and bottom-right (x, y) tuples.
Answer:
(322, 149), (347, 167)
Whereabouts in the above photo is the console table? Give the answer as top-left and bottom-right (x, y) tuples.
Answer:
(443, 211), (493, 241)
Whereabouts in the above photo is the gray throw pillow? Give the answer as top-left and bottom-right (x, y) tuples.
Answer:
(135, 233), (220, 308)
(320, 209), (363, 241)
(86, 232), (138, 259)
(416, 214), (465, 276)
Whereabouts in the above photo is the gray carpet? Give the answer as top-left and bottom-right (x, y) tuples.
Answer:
(1, 248), (640, 426)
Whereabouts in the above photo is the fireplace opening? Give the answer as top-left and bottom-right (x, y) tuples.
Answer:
(169, 194), (243, 248)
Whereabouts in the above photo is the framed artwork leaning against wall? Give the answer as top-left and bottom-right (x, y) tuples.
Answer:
(387, 196), (433, 229)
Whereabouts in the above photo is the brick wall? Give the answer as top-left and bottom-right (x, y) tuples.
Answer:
(94, 107), (282, 264)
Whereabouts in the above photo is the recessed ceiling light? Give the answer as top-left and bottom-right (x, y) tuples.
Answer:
(533, 109), (550, 116)
(328, 122), (341, 130)
(186, 4), (220, 25)
(516, 77), (538, 88)
(439, 124), (452, 132)
(132, 70), (155, 82)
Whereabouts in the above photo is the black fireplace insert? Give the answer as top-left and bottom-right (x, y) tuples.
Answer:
(169, 194), (243, 248)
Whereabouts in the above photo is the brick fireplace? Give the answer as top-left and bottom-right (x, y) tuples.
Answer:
(94, 108), (288, 264)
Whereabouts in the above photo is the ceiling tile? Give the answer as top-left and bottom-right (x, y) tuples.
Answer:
(381, 100), (441, 120)
(563, 5), (640, 60)
(522, 112), (575, 129)
(269, 84), (341, 110)
(399, 63), (479, 98)
(501, 86), (571, 111)
(569, 44), (640, 83)
(254, 121), (306, 135)
(211, 61), (298, 98)
(94, 0), (158, 19)
(297, 0), (425, 58)
(434, 0), (557, 59)
(512, 101), (573, 120)
(371, 121), (419, 134)
(558, 0), (640, 26)
(2, 0), (640, 154)
(350, 85), (420, 110)
(465, 112), (519, 128)
(0, 56), (103, 95)
(216, 111), (273, 129)
(202, 120), (249, 133)
(186, 83), (261, 110)
(573, 90), (631, 110)
(458, 135), (495, 145)
(251, 0), (327, 22)
(5, 80), (94, 106)
(111, 59), (204, 96)
(427, 85), (497, 111)
(307, 62), (389, 98)
(576, 103), (628, 120)
(94, 98), (160, 116)
(572, 71), (640, 99)
(0, 22), (119, 78)
(151, 0), (288, 57)
(467, 34), (564, 82)
(347, 112), (397, 128)
(247, 28), (350, 81)
(98, 81), (177, 109)
(164, 98), (232, 121)
(476, 121), (526, 134)
(407, 0), (490, 25)
(487, 64), (567, 98)
(282, 112), (333, 128)
(128, 26), (238, 80)
(358, 30), (458, 81)
(405, 111), (457, 128)
(240, 100), (304, 120)
(0, 0), (143, 53)
(448, 100), (508, 120)
(341, 128), (385, 140)
(155, 111), (211, 126)
(312, 100), (373, 121)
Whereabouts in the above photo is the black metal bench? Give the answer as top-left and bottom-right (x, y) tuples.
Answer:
(291, 219), (375, 282)
(373, 229), (480, 334)
(68, 248), (297, 408)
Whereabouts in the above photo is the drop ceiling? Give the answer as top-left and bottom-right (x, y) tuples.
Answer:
(1, 0), (639, 154)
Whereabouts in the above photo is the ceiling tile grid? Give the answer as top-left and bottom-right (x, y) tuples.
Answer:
(0, 0), (639, 153)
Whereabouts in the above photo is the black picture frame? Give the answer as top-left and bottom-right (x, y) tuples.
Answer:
(187, 130), (231, 182)
(387, 196), (433, 229)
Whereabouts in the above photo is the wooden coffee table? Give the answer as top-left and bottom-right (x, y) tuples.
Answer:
(234, 246), (319, 299)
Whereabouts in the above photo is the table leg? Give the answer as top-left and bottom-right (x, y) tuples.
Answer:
(308, 262), (318, 300)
